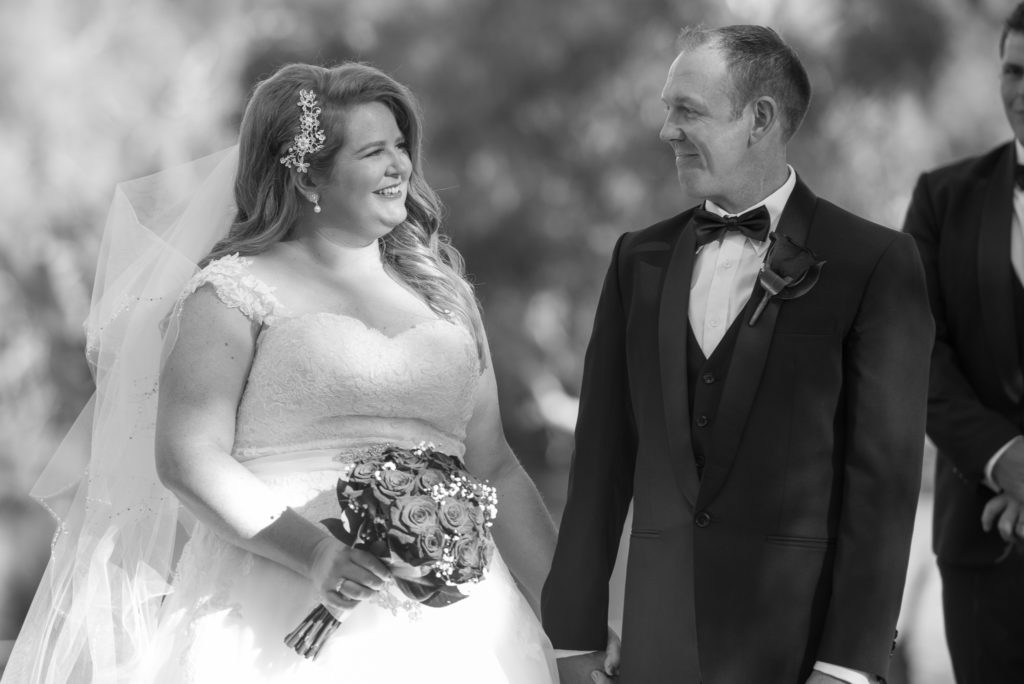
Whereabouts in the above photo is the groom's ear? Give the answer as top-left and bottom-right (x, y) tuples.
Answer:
(748, 96), (780, 145)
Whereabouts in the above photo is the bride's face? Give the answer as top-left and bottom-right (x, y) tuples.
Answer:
(316, 101), (412, 244)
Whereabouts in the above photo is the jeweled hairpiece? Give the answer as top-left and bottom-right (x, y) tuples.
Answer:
(280, 89), (326, 173)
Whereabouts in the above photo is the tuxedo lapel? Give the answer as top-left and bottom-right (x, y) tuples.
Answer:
(697, 179), (817, 508)
(658, 218), (700, 507)
(976, 144), (1024, 403)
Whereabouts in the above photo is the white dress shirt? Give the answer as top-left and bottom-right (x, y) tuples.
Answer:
(690, 168), (874, 684)
(983, 138), (1024, 491)
(689, 168), (796, 354)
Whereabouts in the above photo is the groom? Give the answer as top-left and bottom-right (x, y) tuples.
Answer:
(542, 25), (933, 684)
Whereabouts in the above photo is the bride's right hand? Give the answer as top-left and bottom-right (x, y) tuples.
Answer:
(307, 536), (391, 619)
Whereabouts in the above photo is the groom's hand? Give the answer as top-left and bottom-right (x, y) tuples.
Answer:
(557, 652), (612, 684)
(557, 627), (621, 683)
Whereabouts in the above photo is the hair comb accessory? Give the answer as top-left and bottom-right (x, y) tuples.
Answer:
(280, 89), (326, 173)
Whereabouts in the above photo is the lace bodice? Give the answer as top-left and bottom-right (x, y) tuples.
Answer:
(175, 254), (481, 461)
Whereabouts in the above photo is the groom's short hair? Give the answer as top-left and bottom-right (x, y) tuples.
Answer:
(1001, 2), (1024, 56)
(677, 25), (811, 142)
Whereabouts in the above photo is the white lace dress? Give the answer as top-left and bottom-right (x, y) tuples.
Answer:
(141, 255), (557, 684)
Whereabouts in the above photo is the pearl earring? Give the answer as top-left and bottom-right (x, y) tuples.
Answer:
(309, 192), (321, 213)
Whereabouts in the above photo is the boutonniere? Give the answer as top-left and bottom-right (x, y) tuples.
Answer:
(749, 233), (826, 326)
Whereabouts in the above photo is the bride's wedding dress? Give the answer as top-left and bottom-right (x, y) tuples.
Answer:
(140, 255), (557, 683)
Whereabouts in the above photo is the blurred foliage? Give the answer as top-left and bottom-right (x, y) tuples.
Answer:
(0, 0), (1016, 667)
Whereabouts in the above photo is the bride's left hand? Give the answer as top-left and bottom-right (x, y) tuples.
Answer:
(981, 492), (1024, 542)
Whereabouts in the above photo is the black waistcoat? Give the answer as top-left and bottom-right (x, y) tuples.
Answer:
(686, 311), (745, 479)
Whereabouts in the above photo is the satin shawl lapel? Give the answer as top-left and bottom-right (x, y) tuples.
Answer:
(658, 217), (700, 507)
(697, 179), (817, 508)
(977, 144), (1024, 403)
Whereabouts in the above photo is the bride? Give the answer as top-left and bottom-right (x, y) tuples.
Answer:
(3, 62), (558, 683)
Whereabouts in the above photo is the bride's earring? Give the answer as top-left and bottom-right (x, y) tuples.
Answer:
(308, 192), (321, 213)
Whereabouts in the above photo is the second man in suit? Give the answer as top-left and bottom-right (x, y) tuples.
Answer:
(903, 3), (1024, 682)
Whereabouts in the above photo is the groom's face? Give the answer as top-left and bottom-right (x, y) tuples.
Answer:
(1002, 30), (1024, 144)
(660, 44), (754, 211)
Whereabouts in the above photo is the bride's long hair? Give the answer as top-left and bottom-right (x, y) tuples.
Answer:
(203, 62), (485, 361)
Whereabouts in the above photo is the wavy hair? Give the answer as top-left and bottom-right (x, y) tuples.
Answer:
(203, 62), (485, 362)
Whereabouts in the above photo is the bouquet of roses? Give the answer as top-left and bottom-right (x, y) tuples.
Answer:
(284, 443), (498, 659)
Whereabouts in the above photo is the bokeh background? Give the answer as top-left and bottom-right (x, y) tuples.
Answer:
(1, 0), (1017, 680)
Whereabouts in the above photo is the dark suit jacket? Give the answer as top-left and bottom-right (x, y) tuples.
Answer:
(542, 179), (933, 684)
(903, 142), (1024, 566)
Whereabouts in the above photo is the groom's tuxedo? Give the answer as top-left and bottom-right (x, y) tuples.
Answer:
(542, 177), (933, 683)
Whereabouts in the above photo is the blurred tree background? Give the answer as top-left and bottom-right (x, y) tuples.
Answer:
(0, 0), (1017, 680)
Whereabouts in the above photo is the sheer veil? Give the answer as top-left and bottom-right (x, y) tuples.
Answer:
(3, 147), (239, 683)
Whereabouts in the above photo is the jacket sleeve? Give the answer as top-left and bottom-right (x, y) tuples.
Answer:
(817, 232), (933, 675)
(541, 233), (637, 650)
(902, 173), (1020, 480)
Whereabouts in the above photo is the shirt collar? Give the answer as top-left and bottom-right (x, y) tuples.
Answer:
(1015, 139), (1024, 167)
(703, 165), (797, 255)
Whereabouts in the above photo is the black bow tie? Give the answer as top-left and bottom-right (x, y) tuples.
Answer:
(692, 205), (771, 247)
(1015, 165), (1024, 190)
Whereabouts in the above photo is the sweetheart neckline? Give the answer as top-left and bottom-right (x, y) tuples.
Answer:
(264, 310), (463, 341)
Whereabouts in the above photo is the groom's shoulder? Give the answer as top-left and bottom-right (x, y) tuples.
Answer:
(811, 196), (914, 270)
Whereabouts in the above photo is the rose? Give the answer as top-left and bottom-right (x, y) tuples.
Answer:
(416, 468), (446, 492)
(438, 496), (475, 535)
(388, 495), (439, 547)
(373, 467), (417, 505)
(453, 536), (482, 568)
(749, 233), (826, 325)
(427, 450), (462, 473)
(452, 537), (492, 583)
(467, 502), (485, 528)
(348, 461), (379, 483)
(415, 528), (446, 563)
(388, 447), (430, 470)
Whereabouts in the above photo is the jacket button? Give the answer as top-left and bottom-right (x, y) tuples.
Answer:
(695, 511), (711, 528)
(695, 455), (706, 467)
(696, 415), (709, 427)
(702, 373), (716, 384)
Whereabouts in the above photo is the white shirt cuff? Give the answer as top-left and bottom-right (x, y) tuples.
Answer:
(985, 436), (1022, 492)
(554, 649), (595, 659)
(813, 661), (875, 684)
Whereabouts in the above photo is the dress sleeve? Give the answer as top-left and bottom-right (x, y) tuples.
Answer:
(173, 253), (282, 326)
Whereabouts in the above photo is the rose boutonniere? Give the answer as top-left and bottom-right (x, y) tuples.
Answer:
(749, 233), (826, 326)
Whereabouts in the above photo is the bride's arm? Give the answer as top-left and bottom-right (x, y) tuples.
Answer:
(155, 285), (388, 611)
(462, 335), (557, 615)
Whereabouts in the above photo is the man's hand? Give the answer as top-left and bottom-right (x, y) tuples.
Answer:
(557, 628), (621, 683)
(557, 652), (610, 684)
(982, 492), (1024, 542)
(993, 439), (1024, 501)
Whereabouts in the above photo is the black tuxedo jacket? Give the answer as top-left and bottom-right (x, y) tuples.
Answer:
(903, 142), (1024, 566)
(542, 179), (933, 683)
